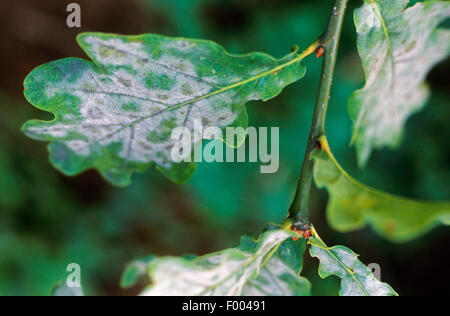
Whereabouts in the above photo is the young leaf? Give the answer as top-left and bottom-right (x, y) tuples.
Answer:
(312, 136), (450, 243)
(309, 233), (397, 296)
(22, 32), (309, 186)
(137, 227), (310, 296)
(350, 0), (450, 166)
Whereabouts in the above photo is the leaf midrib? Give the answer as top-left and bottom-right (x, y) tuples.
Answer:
(353, 0), (397, 139)
(368, 0), (394, 64)
(138, 44), (316, 121)
(51, 43), (318, 149)
(197, 236), (286, 295)
(310, 241), (370, 296)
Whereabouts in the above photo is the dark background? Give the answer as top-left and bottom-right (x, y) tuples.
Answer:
(0, 0), (448, 296)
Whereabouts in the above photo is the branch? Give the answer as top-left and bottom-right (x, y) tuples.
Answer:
(287, 0), (349, 231)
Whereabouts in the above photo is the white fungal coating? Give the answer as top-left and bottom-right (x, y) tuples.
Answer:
(27, 35), (246, 168)
(24, 32), (304, 183)
(352, 1), (450, 164)
(140, 230), (291, 296)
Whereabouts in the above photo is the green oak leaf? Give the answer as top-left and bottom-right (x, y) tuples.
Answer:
(137, 227), (310, 296)
(23, 32), (308, 186)
(312, 136), (450, 243)
(350, 0), (450, 166)
(309, 233), (397, 296)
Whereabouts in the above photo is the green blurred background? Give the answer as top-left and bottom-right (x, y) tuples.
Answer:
(0, 0), (448, 296)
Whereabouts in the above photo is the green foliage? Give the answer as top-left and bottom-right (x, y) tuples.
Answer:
(124, 227), (311, 296)
(8, 0), (449, 297)
(309, 233), (397, 296)
(312, 136), (450, 243)
(350, 0), (450, 166)
(22, 32), (308, 186)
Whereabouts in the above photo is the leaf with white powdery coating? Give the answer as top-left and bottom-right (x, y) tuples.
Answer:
(23, 33), (308, 186)
(241, 236), (311, 296)
(139, 227), (310, 296)
(312, 136), (450, 243)
(350, 0), (450, 166)
(309, 234), (397, 296)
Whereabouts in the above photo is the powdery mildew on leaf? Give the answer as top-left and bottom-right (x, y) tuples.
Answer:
(23, 33), (306, 186)
(309, 236), (397, 296)
(242, 238), (311, 296)
(312, 136), (450, 243)
(139, 229), (310, 296)
(350, 0), (450, 166)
